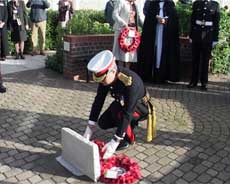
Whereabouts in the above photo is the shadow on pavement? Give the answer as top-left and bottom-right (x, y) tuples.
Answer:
(0, 108), (100, 182)
(1, 68), (230, 183)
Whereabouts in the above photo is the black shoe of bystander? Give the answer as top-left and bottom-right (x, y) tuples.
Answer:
(0, 84), (6, 93)
(0, 56), (6, 61)
(20, 53), (25, 59)
(200, 84), (207, 91)
(15, 53), (20, 59)
(187, 82), (197, 88)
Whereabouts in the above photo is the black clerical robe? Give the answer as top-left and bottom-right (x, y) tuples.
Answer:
(138, 0), (180, 83)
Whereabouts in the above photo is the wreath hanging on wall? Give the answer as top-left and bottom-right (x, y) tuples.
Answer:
(119, 27), (141, 53)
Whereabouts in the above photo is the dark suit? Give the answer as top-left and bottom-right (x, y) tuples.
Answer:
(189, 0), (220, 86)
(0, 0), (9, 58)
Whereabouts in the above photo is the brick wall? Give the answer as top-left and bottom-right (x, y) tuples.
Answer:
(63, 34), (192, 81)
(63, 34), (114, 80)
(180, 37), (192, 79)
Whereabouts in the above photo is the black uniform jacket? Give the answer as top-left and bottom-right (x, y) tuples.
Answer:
(0, 0), (7, 23)
(89, 66), (146, 138)
(190, 0), (220, 43)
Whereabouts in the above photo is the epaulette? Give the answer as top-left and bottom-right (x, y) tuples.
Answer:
(117, 72), (132, 86)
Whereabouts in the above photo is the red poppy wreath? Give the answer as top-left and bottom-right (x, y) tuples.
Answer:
(94, 140), (142, 184)
(119, 27), (141, 53)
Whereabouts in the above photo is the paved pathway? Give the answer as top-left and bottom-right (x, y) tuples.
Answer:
(1, 55), (45, 75)
(0, 57), (230, 184)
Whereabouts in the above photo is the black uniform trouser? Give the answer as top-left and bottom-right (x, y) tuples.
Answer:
(98, 100), (148, 135)
(191, 41), (212, 85)
(0, 26), (8, 58)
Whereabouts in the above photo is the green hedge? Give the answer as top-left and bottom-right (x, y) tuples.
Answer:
(176, 3), (230, 74)
(66, 10), (112, 35)
(45, 10), (113, 73)
(45, 7), (230, 75)
(176, 2), (192, 36)
(211, 10), (230, 74)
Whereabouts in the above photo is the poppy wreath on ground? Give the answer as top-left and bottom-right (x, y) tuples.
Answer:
(94, 140), (142, 184)
(119, 27), (141, 53)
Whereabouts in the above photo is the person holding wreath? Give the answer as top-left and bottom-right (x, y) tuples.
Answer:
(112, 0), (144, 69)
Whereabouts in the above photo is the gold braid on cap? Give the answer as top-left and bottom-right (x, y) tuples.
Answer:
(117, 72), (132, 86)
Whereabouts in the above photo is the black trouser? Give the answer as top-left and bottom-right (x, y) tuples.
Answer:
(0, 26), (8, 58)
(191, 41), (212, 85)
(98, 100), (148, 138)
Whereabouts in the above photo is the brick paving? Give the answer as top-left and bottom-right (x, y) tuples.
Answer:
(0, 68), (230, 184)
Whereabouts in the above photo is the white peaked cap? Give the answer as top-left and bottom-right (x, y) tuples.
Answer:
(87, 50), (115, 82)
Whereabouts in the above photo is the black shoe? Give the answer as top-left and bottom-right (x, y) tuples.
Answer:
(40, 51), (46, 56)
(20, 53), (25, 59)
(0, 57), (6, 61)
(200, 85), (207, 91)
(15, 53), (20, 59)
(31, 51), (39, 56)
(187, 82), (197, 88)
(0, 85), (6, 93)
(116, 140), (130, 151)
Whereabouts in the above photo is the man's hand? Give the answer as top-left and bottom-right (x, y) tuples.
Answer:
(83, 120), (96, 140)
(212, 41), (218, 48)
(156, 15), (167, 25)
(102, 139), (120, 159)
(83, 125), (94, 140)
(25, 25), (30, 30)
(0, 22), (5, 29)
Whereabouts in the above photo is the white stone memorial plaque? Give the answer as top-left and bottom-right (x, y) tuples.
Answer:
(56, 128), (101, 182)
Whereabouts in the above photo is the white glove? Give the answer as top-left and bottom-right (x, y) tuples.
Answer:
(83, 120), (96, 140)
(212, 41), (218, 48)
(25, 25), (29, 30)
(83, 125), (93, 140)
(102, 139), (120, 159)
(0, 22), (5, 28)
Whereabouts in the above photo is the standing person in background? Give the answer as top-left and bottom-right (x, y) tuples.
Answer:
(187, 0), (220, 91)
(58, 0), (73, 29)
(139, 0), (180, 83)
(8, 0), (29, 59)
(112, 0), (144, 69)
(104, 0), (117, 27)
(0, 0), (9, 61)
(26, 0), (50, 56)
(143, 0), (152, 16)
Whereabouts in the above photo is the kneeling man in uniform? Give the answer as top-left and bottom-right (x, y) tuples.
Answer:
(83, 50), (150, 159)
